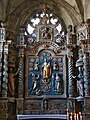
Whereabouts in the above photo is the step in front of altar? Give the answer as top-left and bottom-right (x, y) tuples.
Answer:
(17, 114), (67, 120)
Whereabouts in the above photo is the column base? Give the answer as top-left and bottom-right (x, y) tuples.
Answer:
(83, 96), (90, 120)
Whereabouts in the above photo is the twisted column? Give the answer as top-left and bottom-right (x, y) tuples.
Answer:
(83, 52), (90, 96)
(1, 41), (11, 97)
(0, 43), (3, 96)
(18, 28), (26, 98)
(0, 22), (5, 96)
(18, 56), (24, 98)
(66, 44), (76, 97)
(68, 57), (74, 97)
(2, 45), (8, 97)
(0, 22), (11, 97)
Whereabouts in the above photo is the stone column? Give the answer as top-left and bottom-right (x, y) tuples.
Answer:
(0, 42), (3, 96)
(66, 45), (76, 97)
(76, 19), (90, 120)
(2, 44), (8, 97)
(0, 22), (5, 96)
(66, 25), (77, 97)
(16, 28), (26, 115)
(67, 25), (76, 44)
(80, 39), (90, 96)
(2, 41), (11, 98)
(68, 55), (74, 97)
(0, 21), (11, 97)
(86, 19), (90, 39)
(79, 26), (90, 119)
(17, 28), (26, 98)
(18, 56), (24, 98)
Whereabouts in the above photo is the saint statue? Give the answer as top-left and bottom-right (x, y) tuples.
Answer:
(56, 73), (62, 92)
(8, 68), (14, 96)
(77, 66), (84, 97)
(77, 79), (84, 97)
(53, 62), (58, 70)
(29, 74), (41, 95)
(42, 59), (51, 79)
(42, 27), (51, 39)
(34, 62), (39, 70)
(8, 67), (19, 96)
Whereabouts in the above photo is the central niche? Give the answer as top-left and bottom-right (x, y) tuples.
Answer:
(28, 50), (65, 96)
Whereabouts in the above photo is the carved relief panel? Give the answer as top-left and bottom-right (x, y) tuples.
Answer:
(26, 48), (67, 98)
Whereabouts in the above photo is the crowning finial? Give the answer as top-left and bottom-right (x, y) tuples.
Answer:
(44, 3), (47, 14)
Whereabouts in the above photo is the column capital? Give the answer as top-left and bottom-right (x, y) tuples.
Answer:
(76, 57), (83, 67)
(80, 39), (90, 53)
(77, 19), (90, 45)
(17, 44), (26, 49)
(66, 44), (76, 59)
(66, 44), (76, 50)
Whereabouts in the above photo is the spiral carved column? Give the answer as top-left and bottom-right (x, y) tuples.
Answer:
(66, 44), (76, 97)
(18, 55), (24, 98)
(18, 28), (26, 98)
(2, 45), (8, 97)
(0, 43), (3, 96)
(0, 22), (11, 97)
(68, 56), (75, 97)
(0, 22), (6, 96)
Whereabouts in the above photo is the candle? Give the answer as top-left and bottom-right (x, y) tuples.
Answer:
(79, 112), (81, 115)
(70, 116), (72, 120)
(77, 114), (79, 120)
(70, 112), (73, 120)
(79, 112), (82, 120)
(67, 109), (69, 120)
(67, 109), (69, 115)
(74, 113), (76, 120)
(80, 115), (82, 120)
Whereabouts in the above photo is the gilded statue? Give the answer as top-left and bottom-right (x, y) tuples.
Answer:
(42, 59), (51, 79)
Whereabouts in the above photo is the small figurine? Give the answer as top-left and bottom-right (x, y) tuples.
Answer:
(29, 74), (41, 95)
(0, 20), (5, 28)
(55, 74), (62, 92)
(42, 59), (51, 79)
(79, 32), (85, 40)
(53, 61), (58, 70)
(77, 66), (84, 97)
(34, 62), (39, 70)
(42, 27), (51, 39)
(52, 73), (55, 90)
